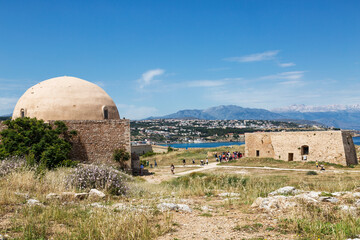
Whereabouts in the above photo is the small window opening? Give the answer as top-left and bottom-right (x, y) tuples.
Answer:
(256, 150), (260, 157)
(288, 153), (294, 161)
(20, 109), (25, 118)
(301, 145), (309, 155)
(103, 107), (109, 119)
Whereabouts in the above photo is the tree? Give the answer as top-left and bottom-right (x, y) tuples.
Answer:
(0, 117), (76, 169)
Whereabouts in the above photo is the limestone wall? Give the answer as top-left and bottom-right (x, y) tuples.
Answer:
(245, 131), (357, 166)
(57, 120), (131, 166)
(131, 144), (153, 155)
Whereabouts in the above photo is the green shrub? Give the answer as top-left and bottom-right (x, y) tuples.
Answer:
(0, 118), (76, 170)
(141, 151), (156, 157)
(306, 171), (318, 175)
(113, 148), (130, 169)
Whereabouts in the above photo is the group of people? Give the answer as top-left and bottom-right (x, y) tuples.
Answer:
(214, 151), (243, 162)
(182, 158), (209, 166)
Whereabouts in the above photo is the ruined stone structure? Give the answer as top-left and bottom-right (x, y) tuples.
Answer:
(131, 144), (168, 156)
(52, 120), (130, 165)
(9, 76), (134, 170)
(245, 131), (357, 166)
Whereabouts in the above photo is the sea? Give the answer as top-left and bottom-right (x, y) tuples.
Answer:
(161, 136), (360, 149)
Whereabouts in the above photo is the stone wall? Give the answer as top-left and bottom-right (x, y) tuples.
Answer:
(245, 131), (358, 166)
(56, 120), (131, 167)
(131, 144), (153, 155)
(131, 144), (168, 155)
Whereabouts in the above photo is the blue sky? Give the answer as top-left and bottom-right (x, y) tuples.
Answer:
(0, 0), (359, 119)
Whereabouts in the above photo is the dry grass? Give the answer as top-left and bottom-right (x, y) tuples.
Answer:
(0, 168), (172, 240)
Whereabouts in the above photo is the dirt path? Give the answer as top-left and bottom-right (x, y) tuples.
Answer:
(175, 162), (360, 176)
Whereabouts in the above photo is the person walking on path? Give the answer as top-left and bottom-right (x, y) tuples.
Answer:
(206, 158), (209, 165)
(154, 160), (158, 167)
(183, 159), (186, 166)
(192, 159), (195, 164)
(140, 164), (144, 176)
(171, 164), (175, 174)
(316, 161), (319, 168)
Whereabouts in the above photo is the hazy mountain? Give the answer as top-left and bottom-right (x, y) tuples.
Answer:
(0, 114), (11, 121)
(149, 105), (284, 120)
(273, 104), (360, 129)
(273, 104), (360, 113)
(274, 111), (360, 130)
(147, 104), (360, 129)
(151, 105), (285, 121)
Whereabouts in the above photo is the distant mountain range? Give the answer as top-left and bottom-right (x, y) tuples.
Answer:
(0, 114), (11, 121)
(147, 104), (360, 130)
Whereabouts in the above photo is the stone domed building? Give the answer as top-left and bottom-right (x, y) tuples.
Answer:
(9, 76), (134, 170)
(13, 76), (120, 121)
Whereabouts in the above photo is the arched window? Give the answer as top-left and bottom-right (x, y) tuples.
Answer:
(20, 109), (25, 118)
(103, 106), (109, 119)
(301, 145), (309, 155)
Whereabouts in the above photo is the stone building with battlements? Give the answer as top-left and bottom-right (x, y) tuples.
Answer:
(4, 76), (137, 171)
(245, 131), (357, 166)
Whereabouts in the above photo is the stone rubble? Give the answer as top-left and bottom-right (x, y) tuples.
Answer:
(157, 203), (192, 213)
(89, 189), (106, 199)
(268, 186), (298, 196)
(27, 199), (44, 206)
(251, 186), (360, 213)
(218, 192), (241, 197)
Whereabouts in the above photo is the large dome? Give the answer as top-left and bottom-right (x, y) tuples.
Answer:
(12, 76), (120, 121)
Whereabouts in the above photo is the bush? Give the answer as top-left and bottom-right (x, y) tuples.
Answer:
(167, 146), (174, 152)
(306, 171), (318, 175)
(67, 164), (129, 195)
(0, 118), (77, 169)
(141, 151), (156, 157)
(113, 148), (130, 169)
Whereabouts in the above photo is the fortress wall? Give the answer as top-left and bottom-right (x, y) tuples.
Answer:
(131, 144), (153, 155)
(245, 133), (275, 158)
(51, 120), (131, 166)
(245, 131), (357, 166)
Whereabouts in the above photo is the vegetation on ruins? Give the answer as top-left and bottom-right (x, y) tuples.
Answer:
(0, 117), (77, 170)
(113, 148), (131, 169)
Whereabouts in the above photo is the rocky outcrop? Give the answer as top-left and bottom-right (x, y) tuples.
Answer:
(157, 203), (192, 213)
(252, 186), (360, 213)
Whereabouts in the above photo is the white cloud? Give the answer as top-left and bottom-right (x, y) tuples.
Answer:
(279, 62), (296, 67)
(187, 80), (226, 87)
(260, 71), (305, 80)
(278, 80), (304, 86)
(224, 50), (280, 63)
(138, 69), (165, 89)
(117, 104), (158, 120)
